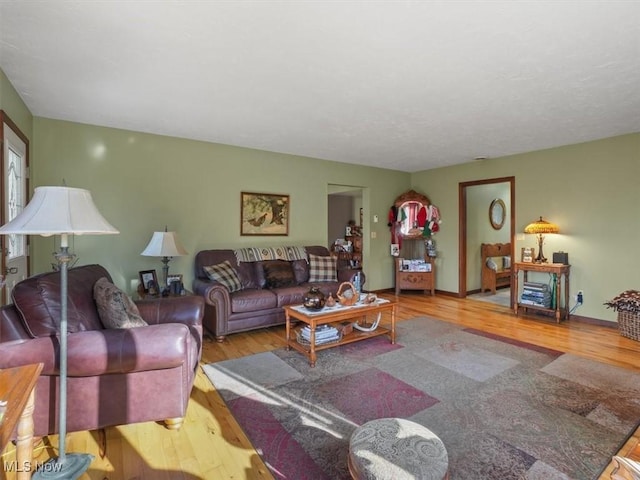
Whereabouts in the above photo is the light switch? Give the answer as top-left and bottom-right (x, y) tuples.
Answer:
(373, 215), (379, 223)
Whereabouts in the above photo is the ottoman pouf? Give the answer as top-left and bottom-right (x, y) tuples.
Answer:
(348, 418), (449, 480)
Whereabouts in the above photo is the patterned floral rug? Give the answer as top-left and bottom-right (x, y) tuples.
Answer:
(203, 317), (640, 480)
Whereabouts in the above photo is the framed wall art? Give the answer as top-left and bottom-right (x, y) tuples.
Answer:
(241, 192), (289, 236)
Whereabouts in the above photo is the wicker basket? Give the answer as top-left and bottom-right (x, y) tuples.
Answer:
(337, 282), (358, 306)
(618, 311), (640, 341)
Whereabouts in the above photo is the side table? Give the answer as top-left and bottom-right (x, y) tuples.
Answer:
(0, 363), (44, 479)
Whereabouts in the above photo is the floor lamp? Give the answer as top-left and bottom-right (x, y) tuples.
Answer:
(0, 186), (119, 479)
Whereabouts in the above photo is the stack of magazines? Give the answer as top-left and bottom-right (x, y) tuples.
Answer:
(520, 281), (551, 308)
(299, 325), (340, 345)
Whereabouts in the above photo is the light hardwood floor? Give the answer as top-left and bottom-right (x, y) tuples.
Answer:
(2, 292), (639, 479)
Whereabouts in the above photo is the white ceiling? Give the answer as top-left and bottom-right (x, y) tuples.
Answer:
(1, 1), (639, 173)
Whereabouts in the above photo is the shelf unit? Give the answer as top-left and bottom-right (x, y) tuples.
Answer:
(513, 262), (570, 323)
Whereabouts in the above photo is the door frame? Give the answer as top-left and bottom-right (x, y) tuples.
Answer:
(458, 176), (515, 301)
(0, 110), (31, 304)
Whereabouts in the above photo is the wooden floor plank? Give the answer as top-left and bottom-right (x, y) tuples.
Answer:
(2, 292), (639, 479)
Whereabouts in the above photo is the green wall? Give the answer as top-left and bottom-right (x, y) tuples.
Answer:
(4, 67), (639, 323)
(412, 133), (640, 323)
(0, 68), (33, 147)
(31, 118), (410, 292)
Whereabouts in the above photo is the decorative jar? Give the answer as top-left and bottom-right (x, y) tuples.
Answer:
(303, 287), (325, 310)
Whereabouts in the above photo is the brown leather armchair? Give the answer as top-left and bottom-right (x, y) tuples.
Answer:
(0, 264), (204, 437)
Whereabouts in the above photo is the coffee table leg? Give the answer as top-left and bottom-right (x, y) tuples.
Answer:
(390, 306), (396, 344)
(310, 320), (316, 367)
(285, 311), (291, 350)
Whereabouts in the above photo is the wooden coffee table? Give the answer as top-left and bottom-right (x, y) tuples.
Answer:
(284, 299), (397, 367)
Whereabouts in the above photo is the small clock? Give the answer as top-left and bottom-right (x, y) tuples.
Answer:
(489, 199), (506, 230)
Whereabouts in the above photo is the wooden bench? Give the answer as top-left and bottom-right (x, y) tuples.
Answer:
(481, 243), (512, 294)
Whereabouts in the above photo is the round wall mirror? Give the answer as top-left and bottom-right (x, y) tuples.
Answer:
(489, 198), (506, 230)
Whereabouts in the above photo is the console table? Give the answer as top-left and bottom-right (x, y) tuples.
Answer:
(395, 258), (435, 296)
(513, 262), (570, 323)
(0, 363), (43, 479)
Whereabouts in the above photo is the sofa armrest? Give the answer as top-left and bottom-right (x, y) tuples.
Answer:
(193, 279), (231, 314)
(337, 268), (366, 287)
(0, 323), (191, 377)
(192, 278), (232, 339)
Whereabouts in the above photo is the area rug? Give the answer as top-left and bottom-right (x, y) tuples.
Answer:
(203, 317), (640, 480)
(468, 288), (512, 308)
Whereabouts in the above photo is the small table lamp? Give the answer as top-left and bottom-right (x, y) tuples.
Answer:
(0, 186), (119, 479)
(141, 227), (188, 288)
(524, 216), (559, 263)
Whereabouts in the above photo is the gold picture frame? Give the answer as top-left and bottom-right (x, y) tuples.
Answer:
(241, 192), (289, 236)
(521, 247), (535, 263)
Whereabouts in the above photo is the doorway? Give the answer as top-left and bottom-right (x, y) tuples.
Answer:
(458, 176), (515, 304)
(0, 111), (30, 305)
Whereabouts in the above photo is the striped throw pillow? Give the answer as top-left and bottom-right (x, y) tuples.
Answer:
(203, 261), (243, 292)
(308, 254), (337, 283)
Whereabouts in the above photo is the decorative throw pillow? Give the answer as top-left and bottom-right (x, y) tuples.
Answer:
(503, 256), (511, 270)
(203, 260), (243, 292)
(93, 277), (148, 329)
(263, 260), (296, 288)
(486, 258), (498, 271)
(308, 254), (337, 282)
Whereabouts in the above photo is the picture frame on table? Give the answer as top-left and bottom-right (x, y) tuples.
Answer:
(167, 274), (183, 285)
(241, 192), (289, 236)
(521, 247), (535, 263)
(139, 269), (158, 293)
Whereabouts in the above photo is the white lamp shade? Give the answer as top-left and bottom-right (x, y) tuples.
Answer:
(0, 186), (119, 236)
(141, 231), (188, 257)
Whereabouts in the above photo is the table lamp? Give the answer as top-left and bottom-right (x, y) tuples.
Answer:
(524, 216), (559, 263)
(141, 227), (187, 288)
(0, 186), (119, 479)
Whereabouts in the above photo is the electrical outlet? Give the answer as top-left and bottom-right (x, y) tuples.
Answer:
(576, 290), (584, 304)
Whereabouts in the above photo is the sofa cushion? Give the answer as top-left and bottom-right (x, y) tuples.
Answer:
(230, 288), (278, 313)
(292, 259), (310, 284)
(93, 277), (148, 329)
(308, 254), (337, 282)
(263, 260), (296, 288)
(486, 257), (498, 271)
(203, 261), (243, 292)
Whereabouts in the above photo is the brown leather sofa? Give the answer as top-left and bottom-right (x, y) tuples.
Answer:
(0, 264), (204, 438)
(193, 246), (362, 341)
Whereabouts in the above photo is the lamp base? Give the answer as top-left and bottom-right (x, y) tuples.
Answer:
(33, 453), (94, 480)
(535, 235), (548, 263)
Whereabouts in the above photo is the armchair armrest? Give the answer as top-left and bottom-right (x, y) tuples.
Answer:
(0, 323), (191, 377)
